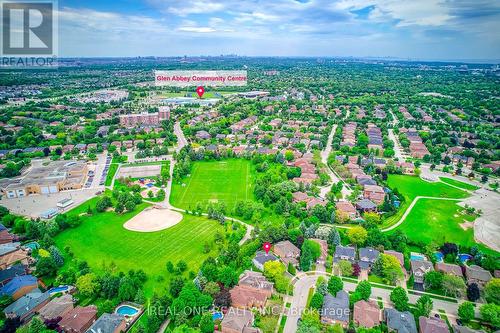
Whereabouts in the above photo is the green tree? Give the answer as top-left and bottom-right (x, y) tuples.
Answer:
(484, 278), (500, 305)
(76, 273), (100, 298)
(424, 271), (443, 290)
(415, 295), (433, 318)
(338, 260), (353, 276)
(347, 226), (367, 246)
(328, 276), (343, 295)
(356, 281), (371, 301)
(479, 303), (499, 327)
(442, 274), (466, 298)
(310, 292), (324, 310)
(390, 287), (409, 311)
(458, 301), (475, 322)
(199, 313), (214, 333)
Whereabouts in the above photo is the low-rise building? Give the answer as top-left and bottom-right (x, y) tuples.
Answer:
(321, 290), (350, 327)
(85, 313), (126, 333)
(59, 305), (98, 333)
(4, 289), (50, 322)
(385, 309), (417, 333)
(419, 316), (449, 333)
(0, 275), (38, 300)
(465, 265), (492, 288)
(411, 260), (434, 287)
(221, 307), (261, 333)
(333, 245), (356, 263)
(252, 251), (278, 271)
(273, 241), (300, 267)
(359, 247), (380, 271)
(353, 300), (381, 328)
(38, 294), (74, 321)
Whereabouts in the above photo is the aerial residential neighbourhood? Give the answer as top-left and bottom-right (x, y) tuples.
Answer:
(0, 1), (499, 333)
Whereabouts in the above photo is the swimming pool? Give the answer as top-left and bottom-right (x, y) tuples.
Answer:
(116, 305), (139, 317)
(434, 252), (444, 262)
(458, 254), (472, 263)
(48, 285), (70, 294)
(410, 252), (426, 261)
(212, 312), (223, 321)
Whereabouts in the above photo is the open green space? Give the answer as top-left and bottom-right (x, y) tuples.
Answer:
(55, 196), (225, 295)
(381, 175), (469, 228)
(170, 159), (256, 211)
(389, 198), (497, 255)
(439, 177), (480, 191)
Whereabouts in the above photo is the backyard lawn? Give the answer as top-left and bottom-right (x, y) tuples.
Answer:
(439, 177), (480, 191)
(382, 175), (469, 228)
(55, 196), (225, 295)
(170, 159), (256, 211)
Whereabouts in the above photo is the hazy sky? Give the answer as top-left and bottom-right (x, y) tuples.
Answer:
(56, 0), (500, 60)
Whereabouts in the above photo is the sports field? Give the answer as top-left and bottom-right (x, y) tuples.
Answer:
(439, 177), (480, 191)
(55, 196), (224, 295)
(170, 159), (255, 211)
(382, 175), (469, 228)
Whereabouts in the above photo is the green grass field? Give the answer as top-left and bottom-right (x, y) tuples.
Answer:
(170, 159), (256, 211)
(439, 177), (480, 191)
(391, 198), (475, 245)
(55, 196), (224, 295)
(382, 175), (469, 228)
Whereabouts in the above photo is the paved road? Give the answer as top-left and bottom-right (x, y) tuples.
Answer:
(319, 124), (352, 199)
(174, 121), (188, 153)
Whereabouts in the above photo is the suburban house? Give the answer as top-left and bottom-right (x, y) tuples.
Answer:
(0, 224), (16, 244)
(252, 251), (278, 271)
(85, 313), (126, 333)
(4, 289), (50, 322)
(363, 185), (385, 205)
(321, 290), (350, 327)
(0, 264), (26, 286)
(0, 242), (30, 269)
(356, 199), (377, 213)
(273, 241), (300, 267)
(384, 309), (417, 333)
(336, 201), (357, 220)
(411, 260), (434, 287)
(38, 294), (74, 321)
(221, 307), (261, 333)
(230, 271), (273, 309)
(465, 265), (492, 288)
(419, 316), (449, 333)
(0, 275), (38, 300)
(353, 300), (381, 328)
(333, 245), (356, 263)
(384, 250), (405, 268)
(435, 262), (464, 278)
(58, 305), (98, 333)
(359, 247), (380, 271)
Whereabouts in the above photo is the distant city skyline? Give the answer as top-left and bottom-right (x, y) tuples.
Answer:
(55, 0), (500, 60)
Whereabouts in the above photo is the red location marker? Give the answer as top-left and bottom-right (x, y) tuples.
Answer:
(263, 242), (271, 255)
(196, 86), (205, 98)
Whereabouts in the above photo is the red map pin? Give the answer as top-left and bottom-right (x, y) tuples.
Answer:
(196, 86), (205, 98)
(263, 242), (271, 255)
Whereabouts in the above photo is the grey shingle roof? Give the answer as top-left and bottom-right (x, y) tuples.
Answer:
(321, 290), (350, 322)
(4, 289), (49, 318)
(384, 309), (417, 333)
(86, 313), (125, 333)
